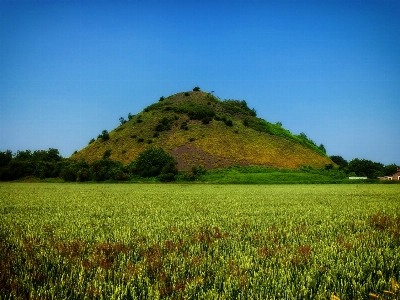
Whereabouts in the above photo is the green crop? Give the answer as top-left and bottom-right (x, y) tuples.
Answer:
(1, 183), (399, 299)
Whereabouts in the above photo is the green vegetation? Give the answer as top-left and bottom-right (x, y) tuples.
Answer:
(97, 130), (110, 142)
(70, 90), (334, 168)
(191, 165), (348, 184)
(130, 147), (177, 179)
(0, 147), (398, 183)
(155, 117), (174, 132)
(1, 184), (399, 299)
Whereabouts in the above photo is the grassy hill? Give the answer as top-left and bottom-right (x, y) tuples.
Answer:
(71, 89), (334, 170)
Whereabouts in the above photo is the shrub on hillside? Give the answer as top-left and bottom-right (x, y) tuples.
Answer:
(172, 103), (215, 121)
(180, 121), (189, 130)
(202, 116), (212, 124)
(155, 117), (173, 132)
(133, 147), (177, 178)
(222, 99), (256, 117)
(224, 119), (233, 127)
(98, 130), (110, 142)
(103, 149), (111, 159)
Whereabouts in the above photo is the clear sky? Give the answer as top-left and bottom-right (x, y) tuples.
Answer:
(1, 0), (399, 165)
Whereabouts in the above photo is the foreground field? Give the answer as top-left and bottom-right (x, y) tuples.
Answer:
(1, 183), (399, 299)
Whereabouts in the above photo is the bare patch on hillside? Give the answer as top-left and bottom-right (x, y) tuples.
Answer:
(171, 144), (250, 170)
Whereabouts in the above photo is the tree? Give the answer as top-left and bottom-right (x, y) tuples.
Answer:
(330, 155), (348, 169)
(0, 150), (12, 167)
(383, 164), (399, 176)
(14, 150), (32, 161)
(193, 86), (200, 91)
(318, 144), (326, 154)
(347, 158), (384, 178)
(299, 133), (308, 140)
(133, 147), (177, 177)
(159, 160), (179, 182)
(119, 117), (126, 125)
(98, 130), (110, 142)
(90, 159), (126, 181)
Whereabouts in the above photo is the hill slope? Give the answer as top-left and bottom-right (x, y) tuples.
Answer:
(71, 90), (333, 170)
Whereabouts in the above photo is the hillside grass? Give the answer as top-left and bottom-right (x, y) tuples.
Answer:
(71, 91), (333, 169)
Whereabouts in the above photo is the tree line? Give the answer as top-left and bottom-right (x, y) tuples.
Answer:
(329, 155), (398, 178)
(0, 148), (178, 182)
(0, 148), (398, 182)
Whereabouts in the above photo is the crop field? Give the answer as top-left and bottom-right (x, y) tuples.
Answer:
(1, 183), (399, 299)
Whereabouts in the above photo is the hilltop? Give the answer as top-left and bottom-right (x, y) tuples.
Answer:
(71, 88), (334, 170)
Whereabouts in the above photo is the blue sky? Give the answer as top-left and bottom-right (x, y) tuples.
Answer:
(1, 0), (399, 165)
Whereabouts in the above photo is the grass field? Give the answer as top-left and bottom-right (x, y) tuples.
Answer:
(1, 183), (399, 299)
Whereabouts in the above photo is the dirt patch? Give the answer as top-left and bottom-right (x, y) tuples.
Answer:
(171, 144), (250, 170)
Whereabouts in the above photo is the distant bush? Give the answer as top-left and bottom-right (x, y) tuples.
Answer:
(319, 144), (326, 154)
(159, 160), (179, 182)
(119, 117), (126, 125)
(98, 130), (110, 142)
(172, 102), (215, 121)
(330, 155), (348, 169)
(222, 99), (256, 117)
(185, 92), (190, 96)
(224, 119), (233, 127)
(192, 165), (207, 176)
(102, 150), (112, 159)
(201, 117), (212, 124)
(90, 159), (127, 181)
(144, 101), (170, 112)
(159, 96), (165, 102)
(180, 121), (189, 130)
(155, 117), (173, 132)
(89, 138), (95, 145)
(0, 150), (12, 168)
(76, 167), (90, 182)
(193, 86), (200, 91)
(137, 138), (144, 143)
